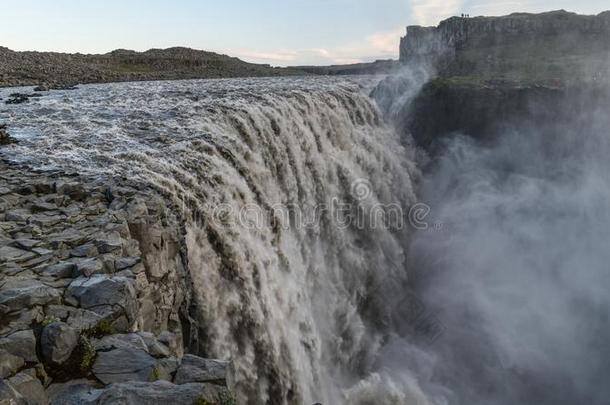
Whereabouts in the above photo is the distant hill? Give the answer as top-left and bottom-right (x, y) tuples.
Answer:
(294, 59), (400, 75)
(0, 46), (308, 87)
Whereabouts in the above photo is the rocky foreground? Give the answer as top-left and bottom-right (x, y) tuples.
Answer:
(0, 161), (234, 404)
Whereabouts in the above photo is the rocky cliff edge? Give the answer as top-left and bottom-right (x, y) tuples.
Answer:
(0, 161), (235, 405)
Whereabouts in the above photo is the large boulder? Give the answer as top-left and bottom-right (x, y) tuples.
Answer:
(66, 309), (104, 332)
(174, 355), (228, 385)
(65, 276), (138, 331)
(93, 333), (148, 352)
(0, 379), (27, 405)
(91, 347), (156, 385)
(0, 279), (62, 313)
(0, 306), (44, 337)
(40, 262), (77, 279)
(0, 349), (24, 378)
(70, 243), (99, 258)
(41, 322), (79, 365)
(8, 369), (49, 405)
(94, 232), (123, 254)
(0, 246), (36, 262)
(72, 258), (104, 277)
(0, 329), (37, 363)
(47, 228), (87, 248)
(44, 305), (104, 333)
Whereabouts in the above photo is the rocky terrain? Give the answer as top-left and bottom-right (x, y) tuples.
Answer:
(0, 46), (306, 88)
(0, 161), (234, 404)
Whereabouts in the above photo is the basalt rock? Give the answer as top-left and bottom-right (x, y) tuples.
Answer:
(91, 347), (157, 385)
(41, 322), (79, 365)
(65, 276), (138, 330)
(8, 369), (49, 405)
(0, 329), (37, 363)
(0, 162), (231, 402)
(0, 379), (27, 405)
(0, 349), (24, 378)
(174, 355), (229, 386)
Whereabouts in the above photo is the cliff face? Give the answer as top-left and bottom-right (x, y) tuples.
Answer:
(394, 80), (610, 150)
(399, 26), (443, 65)
(399, 10), (610, 81)
(384, 10), (610, 151)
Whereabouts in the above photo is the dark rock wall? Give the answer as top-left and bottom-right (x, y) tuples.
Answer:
(381, 78), (610, 154)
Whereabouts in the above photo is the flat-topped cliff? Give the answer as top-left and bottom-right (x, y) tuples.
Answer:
(399, 10), (610, 82)
(377, 10), (610, 153)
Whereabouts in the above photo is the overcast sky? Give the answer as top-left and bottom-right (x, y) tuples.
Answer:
(1, 0), (608, 66)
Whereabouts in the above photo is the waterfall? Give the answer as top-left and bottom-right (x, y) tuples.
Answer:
(0, 77), (419, 404)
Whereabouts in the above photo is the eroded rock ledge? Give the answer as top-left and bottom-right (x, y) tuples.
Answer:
(0, 162), (233, 405)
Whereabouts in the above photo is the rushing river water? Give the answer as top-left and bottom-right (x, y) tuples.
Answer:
(3, 75), (608, 405)
(0, 77), (421, 404)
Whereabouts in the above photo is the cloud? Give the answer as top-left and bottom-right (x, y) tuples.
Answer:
(366, 28), (405, 56)
(234, 50), (299, 63)
(232, 27), (403, 67)
(410, 0), (463, 25)
(466, 0), (528, 16)
(230, 48), (332, 65)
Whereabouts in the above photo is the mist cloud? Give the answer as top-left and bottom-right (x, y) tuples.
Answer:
(405, 86), (610, 404)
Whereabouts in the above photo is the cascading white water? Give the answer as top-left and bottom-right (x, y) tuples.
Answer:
(0, 77), (420, 404)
